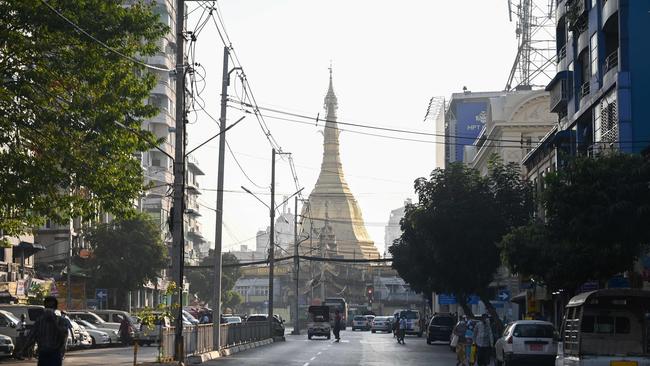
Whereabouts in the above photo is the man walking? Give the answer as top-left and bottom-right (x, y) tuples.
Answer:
(333, 309), (342, 342)
(22, 296), (69, 366)
(398, 315), (407, 344)
(474, 314), (494, 366)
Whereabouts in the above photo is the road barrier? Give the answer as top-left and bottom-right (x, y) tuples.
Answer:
(158, 322), (271, 360)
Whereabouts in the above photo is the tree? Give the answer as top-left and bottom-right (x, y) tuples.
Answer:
(0, 0), (167, 238)
(186, 251), (241, 310)
(501, 153), (650, 293)
(86, 213), (168, 309)
(390, 161), (532, 326)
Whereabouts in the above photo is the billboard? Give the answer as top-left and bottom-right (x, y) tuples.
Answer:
(453, 101), (488, 162)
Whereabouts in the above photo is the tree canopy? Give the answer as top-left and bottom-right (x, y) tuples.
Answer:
(0, 0), (167, 237)
(186, 251), (242, 311)
(501, 153), (650, 292)
(390, 161), (533, 318)
(86, 213), (168, 309)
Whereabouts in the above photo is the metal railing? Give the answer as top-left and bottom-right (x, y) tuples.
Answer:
(557, 45), (567, 63)
(605, 50), (619, 73)
(158, 322), (271, 361)
(580, 81), (590, 99)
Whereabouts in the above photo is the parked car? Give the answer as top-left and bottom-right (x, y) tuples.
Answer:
(307, 306), (331, 340)
(555, 289), (650, 366)
(91, 309), (140, 332)
(138, 312), (171, 346)
(370, 316), (392, 333)
(494, 320), (558, 366)
(0, 334), (14, 358)
(68, 311), (120, 331)
(427, 314), (455, 344)
(75, 319), (119, 345)
(0, 309), (21, 344)
(79, 324), (111, 347)
(352, 315), (370, 331)
(245, 314), (285, 337)
(0, 305), (44, 329)
(223, 316), (242, 324)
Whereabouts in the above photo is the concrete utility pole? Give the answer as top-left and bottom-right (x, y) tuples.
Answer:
(212, 46), (230, 351)
(291, 196), (299, 335)
(171, 0), (187, 360)
(268, 148), (276, 337)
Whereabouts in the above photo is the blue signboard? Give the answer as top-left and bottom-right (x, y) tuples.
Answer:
(438, 294), (457, 305)
(467, 295), (480, 305)
(453, 101), (488, 162)
(497, 289), (510, 302)
(607, 275), (630, 289)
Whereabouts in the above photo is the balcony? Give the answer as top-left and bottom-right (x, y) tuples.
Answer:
(577, 28), (589, 54)
(557, 45), (567, 64)
(546, 71), (571, 114)
(602, 0), (619, 27)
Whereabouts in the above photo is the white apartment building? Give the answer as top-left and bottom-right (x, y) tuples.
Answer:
(383, 199), (411, 258)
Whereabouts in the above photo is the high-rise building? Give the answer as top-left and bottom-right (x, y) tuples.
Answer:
(383, 199), (411, 258)
(546, 0), (650, 154)
(299, 70), (379, 260)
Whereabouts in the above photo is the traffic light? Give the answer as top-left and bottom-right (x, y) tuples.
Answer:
(366, 285), (374, 303)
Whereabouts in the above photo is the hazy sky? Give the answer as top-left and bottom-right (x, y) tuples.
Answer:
(185, 0), (519, 255)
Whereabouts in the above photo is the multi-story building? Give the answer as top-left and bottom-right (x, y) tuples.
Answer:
(546, 0), (650, 155)
(185, 155), (206, 265)
(0, 233), (42, 303)
(444, 90), (506, 166)
(383, 199), (411, 258)
(464, 90), (556, 175)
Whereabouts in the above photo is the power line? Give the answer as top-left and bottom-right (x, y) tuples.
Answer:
(39, 0), (171, 72)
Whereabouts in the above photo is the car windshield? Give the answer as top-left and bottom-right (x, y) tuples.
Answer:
(400, 311), (419, 320)
(432, 317), (455, 326)
(354, 316), (366, 321)
(77, 319), (98, 329)
(514, 324), (555, 338)
(1, 310), (20, 324)
(247, 316), (266, 322)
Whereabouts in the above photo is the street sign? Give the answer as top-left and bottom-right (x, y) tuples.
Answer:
(467, 295), (480, 305)
(438, 294), (457, 305)
(95, 288), (108, 300)
(497, 289), (510, 302)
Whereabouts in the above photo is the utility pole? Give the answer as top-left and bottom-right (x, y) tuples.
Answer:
(291, 196), (299, 335)
(212, 46), (229, 351)
(171, 0), (186, 360)
(268, 148), (276, 337)
(67, 218), (73, 309)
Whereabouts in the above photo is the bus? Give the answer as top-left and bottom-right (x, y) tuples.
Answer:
(323, 297), (348, 330)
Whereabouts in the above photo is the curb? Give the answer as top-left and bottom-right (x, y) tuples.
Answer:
(186, 338), (275, 364)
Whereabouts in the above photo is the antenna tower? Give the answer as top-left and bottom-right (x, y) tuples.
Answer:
(505, 0), (557, 90)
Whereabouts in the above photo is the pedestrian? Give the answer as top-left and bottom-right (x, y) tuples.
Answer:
(392, 315), (398, 338)
(452, 316), (468, 366)
(119, 315), (133, 346)
(465, 319), (476, 366)
(21, 296), (68, 366)
(474, 314), (494, 366)
(200, 311), (210, 324)
(399, 315), (407, 344)
(333, 309), (342, 342)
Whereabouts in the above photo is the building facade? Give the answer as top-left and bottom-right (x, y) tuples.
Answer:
(546, 0), (650, 155)
(383, 199), (411, 258)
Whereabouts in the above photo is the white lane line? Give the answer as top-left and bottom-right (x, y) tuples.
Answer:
(303, 363), (310, 366)
(317, 351), (322, 355)
(310, 356), (316, 361)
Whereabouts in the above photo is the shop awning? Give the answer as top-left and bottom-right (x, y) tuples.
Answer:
(13, 241), (46, 257)
(511, 291), (527, 303)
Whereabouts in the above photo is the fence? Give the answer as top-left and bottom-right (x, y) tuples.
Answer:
(158, 322), (271, 360)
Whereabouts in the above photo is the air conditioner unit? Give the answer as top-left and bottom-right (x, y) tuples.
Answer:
(8, 271), (17, 282)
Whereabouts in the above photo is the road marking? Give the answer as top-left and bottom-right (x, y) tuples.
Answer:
(310, 356), (316, 361)
(317, 351), (322, 355)
(303, 363), (309, 366)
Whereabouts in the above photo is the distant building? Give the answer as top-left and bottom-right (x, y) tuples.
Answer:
(383, 199), (411, 258)
(464, 90), (556, 175)
(444, 90), (506, 166)
(424, 97), (447, 169)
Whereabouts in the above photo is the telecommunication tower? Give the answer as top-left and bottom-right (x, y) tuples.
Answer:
(505, 0), (557, 90)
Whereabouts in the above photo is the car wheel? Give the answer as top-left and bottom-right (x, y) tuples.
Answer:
(371, 330), (376, 333)
(426, 339), (432, 345)
(308, 334), (312, 340)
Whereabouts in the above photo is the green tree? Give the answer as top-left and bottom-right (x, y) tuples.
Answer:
(186, 251), (241, 310)
(501, 153), (650, 293)
(0, 0), (167, 238)
(390, 161), (532, 325)
(86, 213), (168, 309)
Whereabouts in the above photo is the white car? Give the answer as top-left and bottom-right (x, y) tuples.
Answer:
(76, 319), (119, 344)
(224, 316), (242, 324)
(351, 315), (370, 331)
(495, 320), (558, 366)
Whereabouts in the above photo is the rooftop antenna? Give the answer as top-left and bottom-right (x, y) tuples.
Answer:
(505, 0), (556, 91)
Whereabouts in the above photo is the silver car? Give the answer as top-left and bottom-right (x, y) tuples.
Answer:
(371, 316), (392, 333)
(76, 319), (119, 345)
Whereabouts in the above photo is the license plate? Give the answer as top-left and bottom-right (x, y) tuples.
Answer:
(611, 362), (637, 366)
(529, 344), (543, 351)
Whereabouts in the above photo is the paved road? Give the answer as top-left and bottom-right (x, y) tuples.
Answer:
(207, 330), (456, 366)
(1, 345), (159, 366)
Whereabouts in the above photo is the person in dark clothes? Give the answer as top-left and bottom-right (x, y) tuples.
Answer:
(333, 309), (342, 342)
(22, 296), (69, 366)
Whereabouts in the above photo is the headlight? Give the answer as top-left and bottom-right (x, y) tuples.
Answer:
(112, 331), (118, 336)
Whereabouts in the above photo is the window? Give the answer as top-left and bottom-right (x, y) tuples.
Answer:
(581, 315), (630, 334)
(514, 324), (555, 338)
(590, 33), (599, 77)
